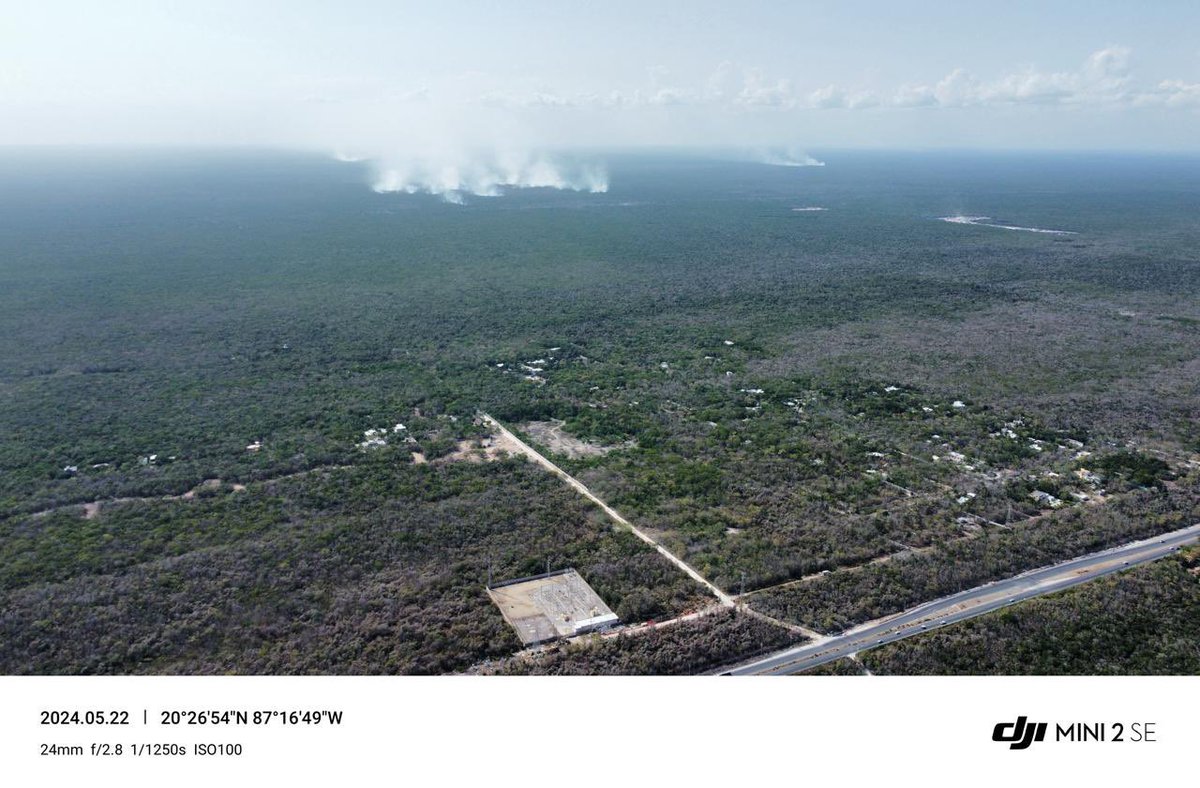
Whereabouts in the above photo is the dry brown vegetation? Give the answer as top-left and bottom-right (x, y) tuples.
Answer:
(484, 609), (803, 675)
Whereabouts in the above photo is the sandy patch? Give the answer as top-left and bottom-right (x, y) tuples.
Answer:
(520, 420), (634, 459)
(435, 436), (516, 464)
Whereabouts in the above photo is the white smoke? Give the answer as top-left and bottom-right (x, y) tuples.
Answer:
(713, 147), (825, 167)
(939, 215), (1077, 235)
(367, 150), (608, 203)
(314, 65), (816, 202)
(754, 147), (826, 167)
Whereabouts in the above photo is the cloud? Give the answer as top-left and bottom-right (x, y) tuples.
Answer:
(892, 83), (937, 108)
(932, 69), (984, 107)
(645, 87), (694, 106)
(1136, 79), (1200, 108)
(803, 86), (881, 110)
(479, 46), (1189, 115)
(890, 46), (1140, 109)
(735, 70), (795, 107)
(386, 47), (1197, 125)
(807, 85), (846, 109)
(1085, 46), (1132, 81)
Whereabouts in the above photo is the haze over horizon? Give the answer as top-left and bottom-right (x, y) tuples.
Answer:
(6, 1), (1200, 198)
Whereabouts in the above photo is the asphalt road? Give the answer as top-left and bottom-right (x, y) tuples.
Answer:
(725, 522), (1200, 675)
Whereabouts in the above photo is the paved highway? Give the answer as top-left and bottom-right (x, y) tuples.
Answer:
(725, 523), (1200, 675)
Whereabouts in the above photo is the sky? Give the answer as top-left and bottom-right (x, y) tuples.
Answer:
(4, 1), (1199, 197)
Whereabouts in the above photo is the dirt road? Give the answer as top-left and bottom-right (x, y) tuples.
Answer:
(478, 412), (735, 607)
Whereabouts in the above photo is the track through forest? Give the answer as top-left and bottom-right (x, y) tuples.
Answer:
(478, 412), (736, 607)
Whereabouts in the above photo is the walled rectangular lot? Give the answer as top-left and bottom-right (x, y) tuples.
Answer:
(488, 569), (618, 646)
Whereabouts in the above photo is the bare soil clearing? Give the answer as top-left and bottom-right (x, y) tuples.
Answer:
(520, 420), (634, 459)
(434, 436), (516, 464)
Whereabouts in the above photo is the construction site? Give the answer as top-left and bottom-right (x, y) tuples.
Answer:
(487, 568), (619, 646)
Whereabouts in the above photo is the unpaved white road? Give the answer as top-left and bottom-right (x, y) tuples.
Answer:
(20, 465), (351, 521)
(478, 412), (735, 607)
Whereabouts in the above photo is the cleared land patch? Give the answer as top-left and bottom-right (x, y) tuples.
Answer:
(435, 436), (516, 464)
(487, 568), (618, 646)
(520, 420), (633, 459)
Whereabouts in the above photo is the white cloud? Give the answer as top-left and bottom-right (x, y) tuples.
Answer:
(893, 84), (937, 108)
(807, 85), (846, 109)
(844, 91), (881, 110)
(890, 47), (1140, 109)
(933, 69), (984, 107)
(1085, 46), (1132, 81)
(645, 87), (694, 106)
(413, 48), (1194, 118)
(1137, 79), (1200, 108)
(705, 61), (741, 102)
(735, 69), (795, 107)
(990, 69), (1076, 104)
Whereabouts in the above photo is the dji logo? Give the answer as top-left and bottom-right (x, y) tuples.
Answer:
(992, 716), (1157, 748)
(992, 716), (1049, 750)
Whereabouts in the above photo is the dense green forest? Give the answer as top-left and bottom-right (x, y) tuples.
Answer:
(2, 151), (1198, 673)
